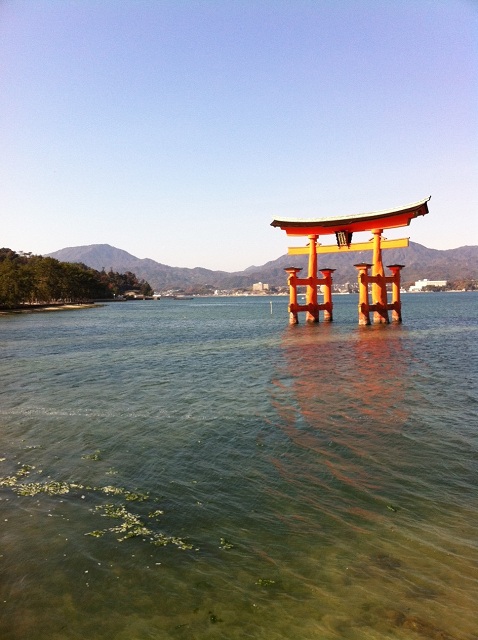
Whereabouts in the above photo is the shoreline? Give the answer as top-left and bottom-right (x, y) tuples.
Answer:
(0, 303), (99, 316)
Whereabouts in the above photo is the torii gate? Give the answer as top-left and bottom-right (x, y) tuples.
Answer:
(271, 197), (430, 325)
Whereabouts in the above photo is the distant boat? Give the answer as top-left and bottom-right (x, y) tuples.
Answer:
(172, 295), (193, 300)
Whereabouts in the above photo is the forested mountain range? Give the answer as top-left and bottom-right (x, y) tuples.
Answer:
(47, 242), (478, 292)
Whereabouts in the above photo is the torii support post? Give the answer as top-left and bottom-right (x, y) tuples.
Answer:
(319, 268), (335, 321)
(386, 264), (405, 323)
(371, 229), (389, 324)
(284, 267), (302, 324)
(354, 263), (372, 325)
(305, 235), (319, 323)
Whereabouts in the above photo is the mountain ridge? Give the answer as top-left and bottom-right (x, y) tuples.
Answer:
(46, 242), (478, 291)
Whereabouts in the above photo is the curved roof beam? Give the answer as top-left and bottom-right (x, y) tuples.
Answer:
(271, 196), (431, 236)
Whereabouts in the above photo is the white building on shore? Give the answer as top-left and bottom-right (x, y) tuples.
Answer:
(252, 282), (270, 294)
(409, 279), (447, 292)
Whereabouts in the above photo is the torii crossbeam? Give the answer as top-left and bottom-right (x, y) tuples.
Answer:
(271, 197), (430, 325)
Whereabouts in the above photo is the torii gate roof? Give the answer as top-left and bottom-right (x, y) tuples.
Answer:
(271, 196), (430, 236)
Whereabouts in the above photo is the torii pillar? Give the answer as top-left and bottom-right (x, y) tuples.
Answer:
(387, 264), (405, 323)
(305, 235), (319, 322)
(284, 267), (301, 324)
(371, 229), (389, 324)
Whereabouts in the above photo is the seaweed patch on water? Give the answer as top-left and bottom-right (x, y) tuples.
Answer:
(81, 450), (102, 461)
(255, 578), (276, 587)
(90, 503), (193, 549)
(219, 537), (234, 550)
(0, 463), (194, 551)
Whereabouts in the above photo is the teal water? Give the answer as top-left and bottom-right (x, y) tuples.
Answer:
(1, 294), (477, 639)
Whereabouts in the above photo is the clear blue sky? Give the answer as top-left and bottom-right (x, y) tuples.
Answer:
(1, 0), (477, 271)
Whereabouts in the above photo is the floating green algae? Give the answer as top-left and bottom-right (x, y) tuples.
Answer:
(0, 462), (193, 551)
(89, 503), (193, 548)
(219, 537), (234, 550)
(84, 530), (105, 538)
(16, 479), (71, 496)
(81, 450), (101, 461)
(255, 578), (276, 587)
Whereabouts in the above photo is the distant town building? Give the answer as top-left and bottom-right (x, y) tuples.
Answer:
(252, 282), (270, 293)
(409, 279), (447, 292)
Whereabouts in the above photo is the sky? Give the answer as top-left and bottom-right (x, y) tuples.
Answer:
(1, 0), (477, 271)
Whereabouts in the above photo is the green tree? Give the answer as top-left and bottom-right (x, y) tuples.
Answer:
(0, 258), (22, 307)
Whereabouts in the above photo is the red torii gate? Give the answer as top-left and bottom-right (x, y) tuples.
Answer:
(271, 197), (430, 325)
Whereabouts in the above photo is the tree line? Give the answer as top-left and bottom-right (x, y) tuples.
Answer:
(0, 248), (153, 308)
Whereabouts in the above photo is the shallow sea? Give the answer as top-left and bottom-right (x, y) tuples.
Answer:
(0, 293), (477, 640)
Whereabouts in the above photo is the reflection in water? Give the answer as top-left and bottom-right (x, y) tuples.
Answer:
(269, 323), (477, 639)
(272, 324), (411, 508)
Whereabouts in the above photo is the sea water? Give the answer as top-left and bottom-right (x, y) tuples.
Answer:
(0, 294), (477, 640)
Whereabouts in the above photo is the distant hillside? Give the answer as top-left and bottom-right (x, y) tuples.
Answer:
(250, 243), (478, 287)
(46, 243), (478, 290)
(47, 244), (250, 290)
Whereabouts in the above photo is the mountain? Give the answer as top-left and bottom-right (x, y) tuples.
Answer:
(46, 244), (253, 290)
(46, 243), (478, 291)
(249, 243), (478, 286)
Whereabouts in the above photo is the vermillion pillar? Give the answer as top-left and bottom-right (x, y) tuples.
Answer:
(319, 268), (335, 321)
(306, 235), (319, 323)
(284, 267), (302, 325)
(371, 229), (389, 324)
(355, 263), (372, 325)
(387, 264), (404, 323)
